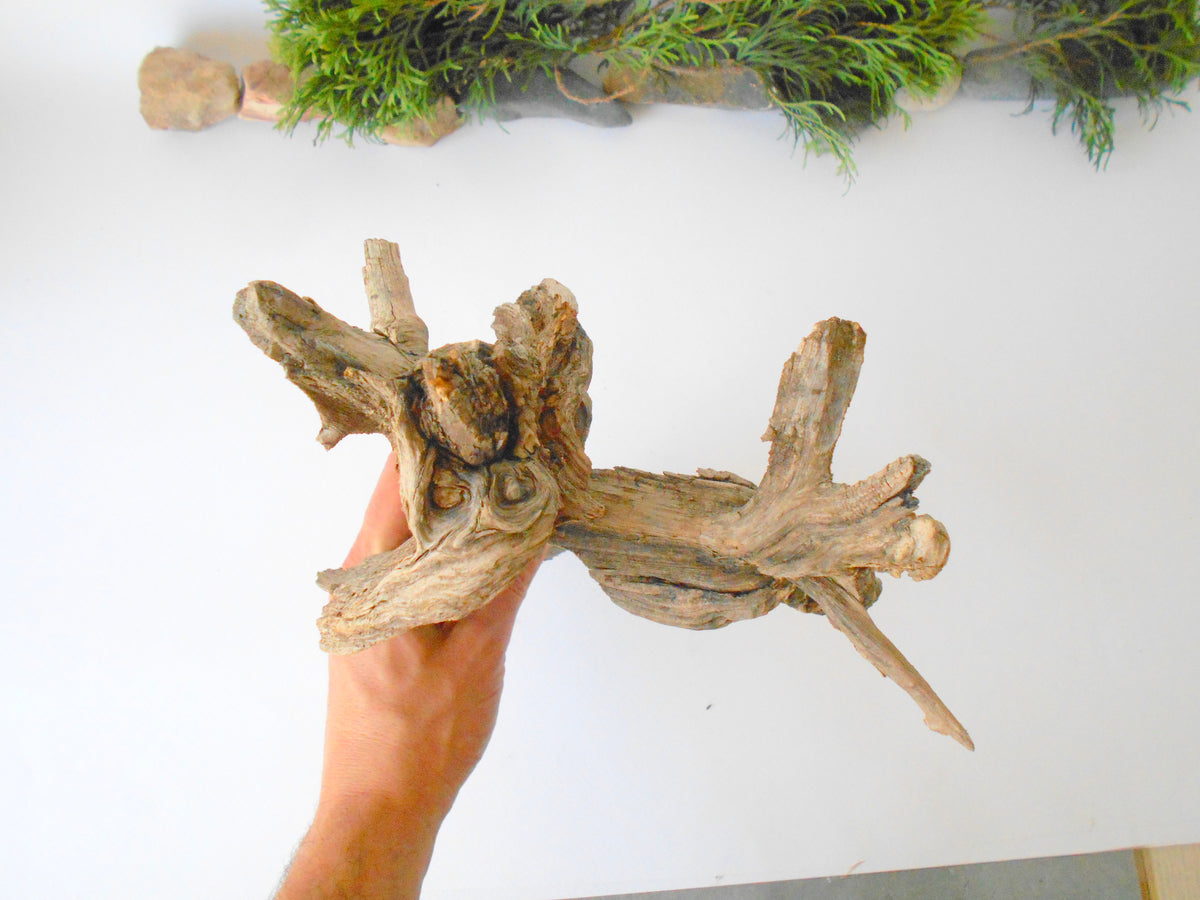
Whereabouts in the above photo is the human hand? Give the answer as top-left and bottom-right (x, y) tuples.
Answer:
(325, 451), (539, 818)
(277, 453), (540, 900)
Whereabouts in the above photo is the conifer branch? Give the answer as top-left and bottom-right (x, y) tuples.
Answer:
(966, 0), (1200, 166)
(264, 0), (981, 173)
(260, 0), (1200, 169)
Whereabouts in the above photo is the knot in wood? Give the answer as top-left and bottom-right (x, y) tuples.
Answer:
(493, 462), (537, 506)
(430, 465), (470, 510)
(477, 459), (558, 535)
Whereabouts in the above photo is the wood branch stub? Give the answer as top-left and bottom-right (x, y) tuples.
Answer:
(232, 280), (415, 450)
(363, 238), (428, 360)
(703, 320), (950, 584)
(492, 279), (600, 521)
(412, 341), (511, 467)
(759, 317), (865, 494)
(236, 241), (969, 747)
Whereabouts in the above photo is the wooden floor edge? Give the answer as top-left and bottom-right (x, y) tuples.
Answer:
(1134, 844), (1200, 900)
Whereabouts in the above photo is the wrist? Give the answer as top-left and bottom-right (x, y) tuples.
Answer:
(279, 794), (438, 900)
(320, 719), (458, 826)
(322, 659), (479, 825)
(313, 789), (442, 851)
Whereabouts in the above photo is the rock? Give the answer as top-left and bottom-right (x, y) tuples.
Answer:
(239, 59), (309, 123)
(488, 68), (632, 127)
(959, 54), (1034, 101)
(379, 98), (464, 147)
(602, 65), (771, 110)
(239, 59), (458, 144)
(138, 47), (241, 131)
(894, 66), (962, 113)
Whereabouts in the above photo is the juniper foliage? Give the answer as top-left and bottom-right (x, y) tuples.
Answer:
(973, 0), (1200, 166)
(265, 0), (981, 172)
(264, 0), (1200, 168)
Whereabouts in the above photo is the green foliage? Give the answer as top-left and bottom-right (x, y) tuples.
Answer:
(972, 0), (1200, 166)
(264, 0), (982, 171)
(263, 0), (1200, 169)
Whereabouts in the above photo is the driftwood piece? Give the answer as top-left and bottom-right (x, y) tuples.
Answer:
(235, 240), (970, 749)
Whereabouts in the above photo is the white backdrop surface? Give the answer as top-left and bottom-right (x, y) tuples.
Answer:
(2, 2), (1199, 898)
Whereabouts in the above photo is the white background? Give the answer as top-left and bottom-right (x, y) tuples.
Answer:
(2, 2), (1199, 898)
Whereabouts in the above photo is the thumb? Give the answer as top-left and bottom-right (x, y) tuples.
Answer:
(343, 452), (412, 568)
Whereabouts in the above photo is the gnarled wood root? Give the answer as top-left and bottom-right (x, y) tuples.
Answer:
(235, 240), (971, 749)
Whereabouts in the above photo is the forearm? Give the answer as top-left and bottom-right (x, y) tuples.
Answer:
(276, 667), (464, 899)
(277, 792), (441, 900)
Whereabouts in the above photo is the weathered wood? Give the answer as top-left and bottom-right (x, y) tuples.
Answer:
(362, 239), (427, 359)
(317, 457), (558, 652)
(235, 240), (969, 747)
(799, 575), (972, 749)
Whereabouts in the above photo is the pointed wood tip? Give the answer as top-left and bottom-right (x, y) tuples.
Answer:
(929, 715), (975, 751)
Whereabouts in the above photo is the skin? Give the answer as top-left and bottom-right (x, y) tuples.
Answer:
(276, 453), (540, 900)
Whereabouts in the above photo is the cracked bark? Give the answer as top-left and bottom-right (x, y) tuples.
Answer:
(234, 240), (971, 749)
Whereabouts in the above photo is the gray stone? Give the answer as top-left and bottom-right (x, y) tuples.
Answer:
(602, 65), (772, 110)
(960, 52), (1034, 101)
(488, 68), (632, 127)
(138, 47), (241, 131)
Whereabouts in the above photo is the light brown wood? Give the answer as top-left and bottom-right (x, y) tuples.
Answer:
(235, 240), (969, 747)
(1137, 844), (1200, 900)
(362, 239), (427, 358)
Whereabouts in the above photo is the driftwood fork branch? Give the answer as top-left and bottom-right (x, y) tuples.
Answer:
(234, 240), (970, 749)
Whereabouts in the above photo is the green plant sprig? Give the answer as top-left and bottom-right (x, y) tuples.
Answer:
(969, 0), (1200, 165)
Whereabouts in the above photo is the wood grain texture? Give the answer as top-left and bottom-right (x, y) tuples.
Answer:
(1137, 845), (1200, 900)
(235, 240), (969, 746)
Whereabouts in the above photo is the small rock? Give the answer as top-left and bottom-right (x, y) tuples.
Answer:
(960, 53), (1033, 101)
(894, 67), (962, 113)
(489, 68), (632, 127)
(602, 65), (771, 110)
(240, 59), (456, 143)
(380, 98), (464, 147)
(239, 59), (311, 123)
(138, 47), (241, 131)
